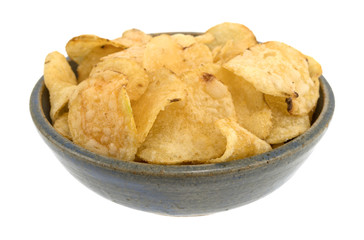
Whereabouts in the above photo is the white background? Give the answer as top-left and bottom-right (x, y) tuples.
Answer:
(1, 0), (363, 239)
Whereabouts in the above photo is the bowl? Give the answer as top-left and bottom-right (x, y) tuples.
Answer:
(30, 52), (335, 217)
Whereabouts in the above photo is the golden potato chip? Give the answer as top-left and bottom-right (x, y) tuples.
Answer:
(114, 29), (151, 47)
(44, 51), (77, 122)
(132, 68), (186, 143)
(66, 34), (126, 64)
(68, 77), (138, 161)
(265, 100), (311, 144)
(66, 34), (126, 82)
(182, 43), (213, 70)
(224, 41), (312, 99)
(253, 52), (321, 116)
(53, 112), (72, 140)
(89, 58), (149, 101)
(205, 22), (256, 49)
(101, 45), (145, 66)
(137, 69), (236, 164)
(209, 118), (272, 163)
(195, 32), (214, 44)
(216, 68), (272, 139)
(143, 34), (185, 75)
(171, 33), (196, 48)
(264, 92), (317, 116)
(205, 22), (257, 62)
(76, 44), (127, 82)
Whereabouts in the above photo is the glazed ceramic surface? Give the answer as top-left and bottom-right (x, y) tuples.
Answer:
(30, 60), (334, 216)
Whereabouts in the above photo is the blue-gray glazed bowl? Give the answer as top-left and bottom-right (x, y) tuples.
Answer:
(30, 57), (334, 216)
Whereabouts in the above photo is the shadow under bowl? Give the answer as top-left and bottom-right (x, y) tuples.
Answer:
(30, 61), (334, 216)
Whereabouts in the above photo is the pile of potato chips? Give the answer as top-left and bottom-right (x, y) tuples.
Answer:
(44, 22), (322, 164)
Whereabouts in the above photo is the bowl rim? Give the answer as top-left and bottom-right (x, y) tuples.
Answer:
(30, 63), (335, 177)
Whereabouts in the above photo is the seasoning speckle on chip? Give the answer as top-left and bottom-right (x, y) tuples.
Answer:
(44, 22), (322, 164)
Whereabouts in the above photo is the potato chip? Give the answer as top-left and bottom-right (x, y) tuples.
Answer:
(44, 51), (77, 122)
(143, 34), (185, 75)
(224, 41), (311, 99)
(205, 22), (257, 62)
(66, 34), (126, 82)
(205, 22), (257, 49)
(265, 99), (311, 144)
(216, 68), (272, 139)
(171, 33), (196, 48)
(76, 44), (127, 82)
(265, 55), (321, 116)
(89, 57), (149, 101)
(132, 68), (186, 143)
(243, 45), (320, 116)
(68, 77), (138, 161)
(195, 32), (214, 44)
(113, 29), (151, 47)
(137, 69), (236, 164)
(66, 34), (126, 64)
(53, 112), (72, 140)
(101, 45), (145, 66)
(209, 118), (272, 163)
(182, 43), (213, 70)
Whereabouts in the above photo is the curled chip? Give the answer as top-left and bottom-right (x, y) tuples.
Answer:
(44, 51), (77, 122)
(224, 41), (311, 98)
(66, 34), (126, 82)
(216, 68), (273, 139)
(89, 57), (149, 101)
(285, 54), (320, 115)
(66, 34), (126, 64)
(68, 77), (138, 161)
(205, 22), (257, 63)
(210, 118), (272, 163)
(137, 68), (236, 164)
(132, 68), (187, 143)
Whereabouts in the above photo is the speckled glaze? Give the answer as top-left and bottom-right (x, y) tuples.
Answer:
(30, 56), (334, 216)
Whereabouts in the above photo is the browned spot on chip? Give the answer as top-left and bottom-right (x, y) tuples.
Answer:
(202, 72), (215, 82)
(286, 97), (293, 112)
(169, 98), (181, 103)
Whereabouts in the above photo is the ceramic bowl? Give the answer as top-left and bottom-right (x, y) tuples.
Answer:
(30, 56), (334, 217)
